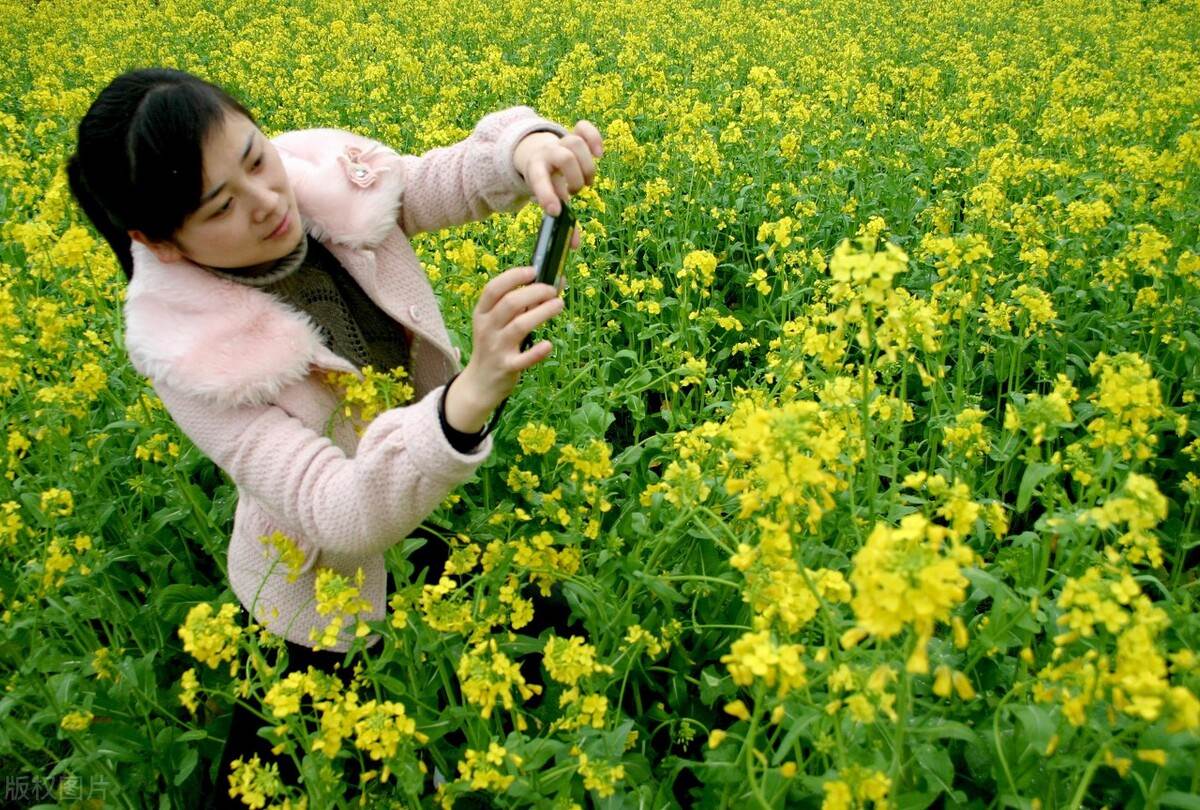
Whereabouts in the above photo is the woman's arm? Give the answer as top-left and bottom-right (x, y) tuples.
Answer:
(394, 106), (568, 235)
(152, 379), (492, 559)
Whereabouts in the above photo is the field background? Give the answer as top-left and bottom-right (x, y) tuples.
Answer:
(1, 0), (1199, 807)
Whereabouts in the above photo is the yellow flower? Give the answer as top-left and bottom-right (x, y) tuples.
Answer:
(559, 439), (614, 481)
(354, 699), (426, 760)
(1136, 749), (1167, 766)
(517, 422), (557, 455)
(723, 699), (750, 721)
(40, 487), (74, 517)
(179, 668), (200, 715)
(227, 754), (284, 808)
(178, 602), (242, 672)
(60, 710), (93, 732)
(719, 630), (807, 697)
(458, 638), (542, 719)
(577, 752), (625, 798)
(543, 635), (613, 686)
(259, 531), (306, 583)
(848, 513), (974, 673)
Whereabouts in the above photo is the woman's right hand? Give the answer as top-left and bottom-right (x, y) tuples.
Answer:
(442, 265), (565, 434)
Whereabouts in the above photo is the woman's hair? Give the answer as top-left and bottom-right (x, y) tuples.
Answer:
(65, 67), (258, 280)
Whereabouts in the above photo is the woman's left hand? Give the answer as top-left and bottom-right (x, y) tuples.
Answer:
(514, 121), (604, 235)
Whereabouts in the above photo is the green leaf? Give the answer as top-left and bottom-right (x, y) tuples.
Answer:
(569, 401), (616, 438)
(909, 719), (979, 745)
(147, 505), (189, 533)
(1011, 703), (1055, 754)
(152, 584), (217, 624)
(174, 746), (198, 785)
(699, 667), (734, 707)
(914, 743), (954, 794)
(1160, 793), (1200, 810)
(1016, 462), (1057, 512)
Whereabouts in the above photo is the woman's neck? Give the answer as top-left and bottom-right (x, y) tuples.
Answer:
(195, 229), (309, 287)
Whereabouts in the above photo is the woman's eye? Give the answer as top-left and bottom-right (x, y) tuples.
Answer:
(218, 199), (232, 214)
(252, 156), (263, 170)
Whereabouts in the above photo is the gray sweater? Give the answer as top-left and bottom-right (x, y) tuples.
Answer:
(203, 231), (411, 376)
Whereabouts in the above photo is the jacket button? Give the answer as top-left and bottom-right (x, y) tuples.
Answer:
(408, 304), (421, 321)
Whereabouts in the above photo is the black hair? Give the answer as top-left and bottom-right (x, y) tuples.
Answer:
(65, 67), (258, 281)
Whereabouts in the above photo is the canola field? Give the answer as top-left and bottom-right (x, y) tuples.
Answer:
(2, 0), (1200, 806)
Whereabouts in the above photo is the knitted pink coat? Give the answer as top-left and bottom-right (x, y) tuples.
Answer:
(122, 106), (568, 652)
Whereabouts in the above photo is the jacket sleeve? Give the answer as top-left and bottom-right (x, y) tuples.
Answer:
(152, 379), (493, 558)
(395, 106), (569, 236)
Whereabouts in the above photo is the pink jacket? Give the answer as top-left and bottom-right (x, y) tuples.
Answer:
(123, 106), (568, 652)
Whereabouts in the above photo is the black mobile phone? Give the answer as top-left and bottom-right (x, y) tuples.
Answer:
(522, 201), (575, 351)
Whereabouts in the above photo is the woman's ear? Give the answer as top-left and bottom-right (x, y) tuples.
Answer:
(128, 229), (184, 264)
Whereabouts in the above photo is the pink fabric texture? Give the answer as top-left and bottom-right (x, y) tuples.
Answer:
(122, 106), (568, 651)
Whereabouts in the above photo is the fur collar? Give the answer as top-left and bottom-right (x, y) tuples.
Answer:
(123, 128), (410, 409)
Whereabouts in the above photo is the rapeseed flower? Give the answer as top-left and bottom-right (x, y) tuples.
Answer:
(848, 513), (975, 673)
(458, 638), (541, 719)
(179, 602), (242, 673)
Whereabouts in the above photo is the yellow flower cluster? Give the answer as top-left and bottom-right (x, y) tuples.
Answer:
(576, 750), (626, 798)
(178, 602), (242, 673)
(1085, 352), (1166, 462)
(559, 439), (614, 481)
(543, 635), (613, 686)
(134, 432), (180, 463)
(1003, 374), (1078, 446)
(510, 531), (582, 597)
(322, 365), (414, 437)
(826, 664), (899, 723)
(821, 766), (892, 810)
(1039, 563), (1200, 730)
(259, 530), (306, 583)
(720, 629), (807, 697)
(457, 638), (541, 719)
(517, 421), (557, 455)
(60, 709), (93, 732)
(942, 407), (990, 459)
(453, 742), (523, 795)
(677, 249), (718, 293)
(39, 533), (93, 592)
(846, 513), (975, 673)
(227, 754), (285, 808)
(309, 567), (373, 651)
(1082, 473), (1168, 566)
(178, 668), (200, 715)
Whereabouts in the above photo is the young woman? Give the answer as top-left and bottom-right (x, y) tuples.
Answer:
(66, 67), (602, 803)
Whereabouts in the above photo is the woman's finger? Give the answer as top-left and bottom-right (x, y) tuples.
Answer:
(559, 135), (596, 185)
(524, 160), (561, 216)
(573, 120), (604, 157)
(548, 143), (587, 192)
(548, 168), (570, 206)
(570, 224), (581, 250)
(476, 266), (535, 315)
(503, 295), (564, 343)
(490, 281), (559, 328)
(511, 339), (554, 372)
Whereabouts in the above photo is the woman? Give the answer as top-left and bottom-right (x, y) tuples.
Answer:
(66, 67), (602, 803)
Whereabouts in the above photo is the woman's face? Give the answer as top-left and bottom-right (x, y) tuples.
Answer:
(130, 107), (302, 268)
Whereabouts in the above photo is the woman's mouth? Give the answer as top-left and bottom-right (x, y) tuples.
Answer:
(267, 211), (291, 239)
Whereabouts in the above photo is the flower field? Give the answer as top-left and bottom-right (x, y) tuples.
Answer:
(2, 0), (1200, 806)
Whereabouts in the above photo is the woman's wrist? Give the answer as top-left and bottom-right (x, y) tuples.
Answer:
(442, 365), (494, 434)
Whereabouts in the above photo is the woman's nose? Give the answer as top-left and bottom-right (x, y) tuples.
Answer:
(250, 183), (281, 221)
